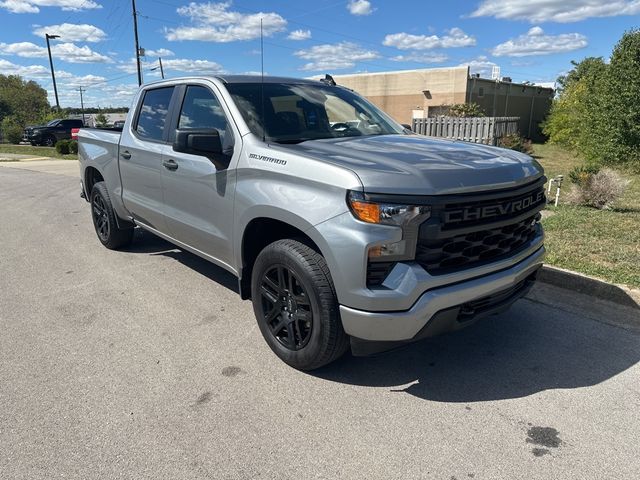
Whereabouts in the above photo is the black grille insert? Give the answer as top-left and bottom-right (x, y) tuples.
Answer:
(416, 181), (545, 275)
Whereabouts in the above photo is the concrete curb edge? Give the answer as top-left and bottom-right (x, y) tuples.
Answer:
(539, 265), (640, 309)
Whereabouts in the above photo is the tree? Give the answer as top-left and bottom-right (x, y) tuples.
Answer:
(588, 29), (640, 167)
(95, 112), (109, 126)
(0, 75), (50, 127)
(542, 57), (606, 152)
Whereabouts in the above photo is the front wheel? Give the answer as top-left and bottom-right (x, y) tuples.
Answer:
(251, 239), (349, 370)
(43, 135), (55, 147)
(90, 182), (134, 250)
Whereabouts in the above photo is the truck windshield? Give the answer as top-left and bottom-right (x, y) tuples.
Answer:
(225, 82), (404, 144)
(46, 119), (60, 126)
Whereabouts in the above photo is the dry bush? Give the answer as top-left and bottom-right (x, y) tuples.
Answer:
(565, 168), (630, 209)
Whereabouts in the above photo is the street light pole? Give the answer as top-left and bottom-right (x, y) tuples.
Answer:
(158, 57), (164, 79)
(45, 33), (61, 111)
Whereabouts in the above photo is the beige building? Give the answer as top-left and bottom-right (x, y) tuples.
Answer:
(329, 67), (554, 141)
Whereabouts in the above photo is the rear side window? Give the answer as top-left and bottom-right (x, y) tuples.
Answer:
(136, 87), (174, 141)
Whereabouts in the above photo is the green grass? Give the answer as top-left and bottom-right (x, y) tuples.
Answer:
(0, 144), (77, 160)
(533, 143), (640, 288)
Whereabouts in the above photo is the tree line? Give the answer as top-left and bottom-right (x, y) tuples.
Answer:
(543, 29), (640, 170)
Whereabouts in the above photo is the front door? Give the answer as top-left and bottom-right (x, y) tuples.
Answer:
(119, 86), (175, 232)
(161, 83), (238, 271)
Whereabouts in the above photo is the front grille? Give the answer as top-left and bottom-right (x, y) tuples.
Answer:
(415, 180), (545, 275)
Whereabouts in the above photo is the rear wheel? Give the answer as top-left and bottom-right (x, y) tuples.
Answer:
(90, 182), (134, 250)
(251, 239), (348, 370)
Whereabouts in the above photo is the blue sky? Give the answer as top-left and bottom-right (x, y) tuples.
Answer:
(0, 0), (638, 107)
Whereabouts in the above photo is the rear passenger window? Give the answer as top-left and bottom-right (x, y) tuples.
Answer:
(136, 87), (174, 141)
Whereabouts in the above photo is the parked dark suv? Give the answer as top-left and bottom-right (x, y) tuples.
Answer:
(24, 118), (85, 146)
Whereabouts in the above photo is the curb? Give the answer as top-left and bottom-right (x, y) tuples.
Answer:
(539, 265), (640, 309)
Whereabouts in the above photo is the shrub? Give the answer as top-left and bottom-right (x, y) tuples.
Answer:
(568, 165), (600, 187)
(55, 139), (70, 154)
(68, 140), (78, 154)
(566, 168), (630, 209)
(448, 103), (485, 117)
(498, 133), (533, 154)
(1, 116), (24, 144)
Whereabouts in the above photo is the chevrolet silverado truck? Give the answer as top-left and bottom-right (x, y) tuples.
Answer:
(78, 76), (546, 370)
(24, 118), (85, 146)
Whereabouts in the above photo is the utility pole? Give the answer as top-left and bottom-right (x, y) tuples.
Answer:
(45, 33), (61, 111)
(158, 57), (164, 79)
(77, 87), (86, 126)
(132, 0), (142, 86)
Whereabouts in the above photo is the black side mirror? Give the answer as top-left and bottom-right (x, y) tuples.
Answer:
(401, 123), (412, 132)
(173, 128), (223, 156)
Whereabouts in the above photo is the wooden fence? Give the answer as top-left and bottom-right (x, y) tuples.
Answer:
(411, 116), (520, 145)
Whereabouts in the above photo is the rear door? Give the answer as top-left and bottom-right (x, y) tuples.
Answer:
(119, 85), (176, 232)
(160, 83), (239, 270)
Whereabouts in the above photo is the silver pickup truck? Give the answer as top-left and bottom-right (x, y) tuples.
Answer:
(78, 75), (545, 370)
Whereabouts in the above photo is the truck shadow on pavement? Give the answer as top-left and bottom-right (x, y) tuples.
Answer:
(314, 300), (640, 402)
(122, 230), (239, 293)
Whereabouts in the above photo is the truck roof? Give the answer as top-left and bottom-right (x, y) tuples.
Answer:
(216, 75), (320, 85)
(141, 75), (326, 88)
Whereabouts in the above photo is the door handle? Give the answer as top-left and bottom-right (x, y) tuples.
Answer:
(163, 159), (179, 171)
(120, 151), (131, 160)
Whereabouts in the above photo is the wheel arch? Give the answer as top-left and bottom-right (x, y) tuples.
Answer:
(238, 214), (328, 300)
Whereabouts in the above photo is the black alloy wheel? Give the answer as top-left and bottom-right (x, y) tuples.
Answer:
(259, 265), (313, 350)
(89, 181), (134, 250)
(251, 239), (349, 370)
(92, 193), (110, 243)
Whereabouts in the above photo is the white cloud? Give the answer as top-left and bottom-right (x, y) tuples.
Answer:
(287, 29), (311, 41)
(118, 57), (225, 75)
(0, 41), (112, 63)
(390, 53), (448, 63)
(142, 48), (175, 57)
(0, 0), (101, 14)
(383, 28), (476, 50)
(165, 2), (287, 42)
(160, 58), (225, 74)
(347, 0), (374, 16)
(458, 55), (498, 77)
(491, 27), (588, 57)
(32, 23), (107, 42)
(0, 59), (50, 78)
(469, 0), (640, 23)
(295, 42), (379, 71)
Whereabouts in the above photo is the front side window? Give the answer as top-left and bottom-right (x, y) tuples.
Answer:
(178, 85), (232, 153)
(225, 82), (404, 144)
(136, 87), (174, 141)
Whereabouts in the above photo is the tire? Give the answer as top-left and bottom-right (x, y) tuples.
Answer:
(90, 181), (134, 250)
(43, 135), (55, 147)
(251, 239), (349, 370)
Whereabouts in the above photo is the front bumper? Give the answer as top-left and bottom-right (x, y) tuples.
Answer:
(339, 245), (544, 343)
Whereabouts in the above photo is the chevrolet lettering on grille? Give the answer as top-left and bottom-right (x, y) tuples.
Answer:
(444, 190), (545, 223)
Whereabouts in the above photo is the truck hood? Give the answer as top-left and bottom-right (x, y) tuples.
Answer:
(277, 134), (544, 195)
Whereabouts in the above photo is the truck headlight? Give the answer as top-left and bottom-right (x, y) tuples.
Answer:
(348, 191), (430, 227)
(347, 190), (430, 260)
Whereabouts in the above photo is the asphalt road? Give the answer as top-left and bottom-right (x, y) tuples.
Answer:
(1, 163), (639, 479)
